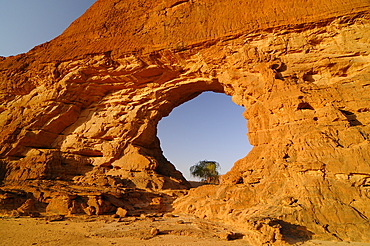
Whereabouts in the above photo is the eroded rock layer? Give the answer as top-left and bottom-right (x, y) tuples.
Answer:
(1, 0), (370, 245)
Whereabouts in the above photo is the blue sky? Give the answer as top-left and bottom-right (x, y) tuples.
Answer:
(0, 1), (253, 180)
(0, 0), (96, 56)
(158, 92), (252, 180)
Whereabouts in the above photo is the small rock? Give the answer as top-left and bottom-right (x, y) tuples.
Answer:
(10, 210), (20, 218)
(164, 213), (177, 218)
(17, 199), (36, 215)
(83, 206), (95, 216)
(176, 219), (185, 224)
(116, 207), (128, 218)
(150, 228), (159, 236)
(219, 232), (234, 241)
(146, 217), (155, 222)
(153, 213), (163, 217)
(140, 214), (146, 219)
(46, 214), (65, 222)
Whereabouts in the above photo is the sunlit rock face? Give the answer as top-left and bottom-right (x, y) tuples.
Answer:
(1, 0), (370, 244)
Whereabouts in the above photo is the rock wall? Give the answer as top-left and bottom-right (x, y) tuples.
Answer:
(171, 16), (370, 243)
(0, 0), (370, 244)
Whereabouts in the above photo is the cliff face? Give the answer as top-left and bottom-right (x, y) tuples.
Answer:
(1, 0), (370, 244)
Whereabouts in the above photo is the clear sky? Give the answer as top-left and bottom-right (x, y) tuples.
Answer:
(158, 92), (252, 180)
(0, 1), (253, 181)
(0, 0), (96, 56)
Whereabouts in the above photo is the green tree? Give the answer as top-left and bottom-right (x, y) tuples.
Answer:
(190, 160), (220, 184)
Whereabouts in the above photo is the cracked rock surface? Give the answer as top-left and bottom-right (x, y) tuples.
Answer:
(1, 0), (370, 245)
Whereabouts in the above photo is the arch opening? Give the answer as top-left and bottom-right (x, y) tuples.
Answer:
(157, 91), (253, 181)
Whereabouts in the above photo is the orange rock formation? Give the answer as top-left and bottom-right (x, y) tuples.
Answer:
(1, 0), (370, 245)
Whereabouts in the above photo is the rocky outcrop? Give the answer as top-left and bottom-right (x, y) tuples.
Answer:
(0, 180), (181, 217)
(1, 0), (370, 245)
(172, 17), (370, 243)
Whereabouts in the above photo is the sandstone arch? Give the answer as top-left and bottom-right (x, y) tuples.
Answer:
(1, 0), (370, 244)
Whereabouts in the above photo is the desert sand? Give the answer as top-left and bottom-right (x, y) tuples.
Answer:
(1, 215), (370, 246)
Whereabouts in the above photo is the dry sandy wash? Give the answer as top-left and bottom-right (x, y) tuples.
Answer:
(1, 0), (370, 245)
(1, 215), (370, 246)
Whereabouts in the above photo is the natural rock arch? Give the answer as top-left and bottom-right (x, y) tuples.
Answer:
(0, 0), (370, 244)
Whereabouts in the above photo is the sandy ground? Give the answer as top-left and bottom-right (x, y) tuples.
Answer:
(1, 215), (370, 246)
